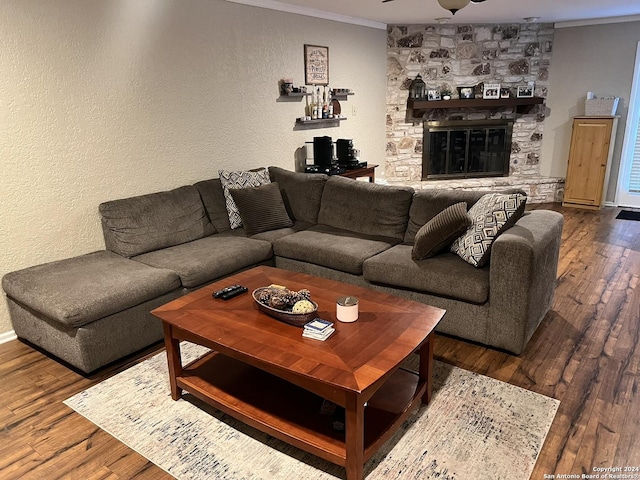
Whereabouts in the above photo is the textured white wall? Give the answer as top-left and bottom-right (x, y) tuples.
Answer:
(0, 0), (387, 334)
(541, 21), (640, 202)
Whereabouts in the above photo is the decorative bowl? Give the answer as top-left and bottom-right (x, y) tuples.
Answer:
(252, 287), (318, 327)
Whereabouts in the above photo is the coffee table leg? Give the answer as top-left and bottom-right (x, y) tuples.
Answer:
(419, 333), (435, 404)
(345, 394), (365, 480)
(163, 323), (183, 400)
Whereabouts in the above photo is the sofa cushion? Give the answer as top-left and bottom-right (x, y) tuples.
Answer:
(194, 178), (232, 232)
(317, 176), (414, 241)
(273, 224), (398, 275)
(249, 221), (314, 243)
(230, 182), (293, 235)
(412, 202), (471, 260)
(219, 168), (271, 229)
(133, 235), (273, 288)
(1, 251), (181, 327)
(363, 245), (490, 304)
(99, 186), (215, 258)
(268, 166), (328, 224)
(451, 192), (527, 268)
(404, 188), (527, 244)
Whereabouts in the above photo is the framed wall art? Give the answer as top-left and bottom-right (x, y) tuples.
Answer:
(304, 44), (329, 86)
(517, 85), (534, 98)
(427, 89), (441, 101)
(458, 86), (475, 99)
(483, 83), (500, 100)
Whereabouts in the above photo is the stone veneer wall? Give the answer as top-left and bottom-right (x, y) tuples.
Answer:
(385, 23), (564, 203)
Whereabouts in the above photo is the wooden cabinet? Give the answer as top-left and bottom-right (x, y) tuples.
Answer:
(563, 116), (618, 210)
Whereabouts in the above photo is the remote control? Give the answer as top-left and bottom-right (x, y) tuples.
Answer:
(220, 286), (248, 300)
(213, 285), (242, 298)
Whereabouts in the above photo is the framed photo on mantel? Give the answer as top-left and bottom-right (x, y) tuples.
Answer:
(517, 85), (534, 98)
(483, 83), (501, 100)
(304, 44), (329, 86)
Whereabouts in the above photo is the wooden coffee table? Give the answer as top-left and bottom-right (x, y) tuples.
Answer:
(151, 266), (445, 480)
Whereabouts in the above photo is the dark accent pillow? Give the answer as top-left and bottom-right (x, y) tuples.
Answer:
(412, 202), (470, 260)
(229, 182), (293, 235)
(451, 192), (527, 268)
(219, 168), (271, 229)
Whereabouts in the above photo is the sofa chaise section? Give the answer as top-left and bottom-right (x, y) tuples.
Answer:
(2, 251), (182, 372)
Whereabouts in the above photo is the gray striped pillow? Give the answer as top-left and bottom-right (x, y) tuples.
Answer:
(229, 182), (293, 235)
(412, 202), (470, 260)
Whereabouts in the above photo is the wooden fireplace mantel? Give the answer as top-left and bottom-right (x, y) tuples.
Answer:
(407, 97), (544, 117)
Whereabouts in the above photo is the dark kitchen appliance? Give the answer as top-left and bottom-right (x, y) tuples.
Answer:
(305, 137), (345, 175)
(336, 139), (355, 162)
(336, 139), (366, 170)
(313, 136), (333, 168)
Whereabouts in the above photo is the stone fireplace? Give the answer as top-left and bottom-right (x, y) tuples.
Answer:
(385, 23), (564, 202)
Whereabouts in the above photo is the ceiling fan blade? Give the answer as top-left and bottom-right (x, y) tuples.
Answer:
(382, 0), (395, 3)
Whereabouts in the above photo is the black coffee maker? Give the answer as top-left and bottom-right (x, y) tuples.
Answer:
(313, 136), (333, 168)
(336, 139), (365, 170)
(305, 137), (345, 175)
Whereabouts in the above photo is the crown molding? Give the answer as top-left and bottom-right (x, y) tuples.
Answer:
(555, 14), (640, 28)
(224, 0), (387, 30)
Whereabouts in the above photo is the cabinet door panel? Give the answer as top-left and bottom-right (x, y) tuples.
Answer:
(564, 118), (614, 207)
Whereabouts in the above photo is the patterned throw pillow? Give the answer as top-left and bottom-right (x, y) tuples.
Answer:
(412, 202), (470, 260)
(219, 168), (271, 229)
(229, 182), (293, 235)
(450, 193), (526, 268)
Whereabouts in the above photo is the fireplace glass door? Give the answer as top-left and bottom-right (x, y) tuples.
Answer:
(423, 120), (513, 180)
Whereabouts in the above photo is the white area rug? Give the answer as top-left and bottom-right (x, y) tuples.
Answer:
(65, 343), (559, 480)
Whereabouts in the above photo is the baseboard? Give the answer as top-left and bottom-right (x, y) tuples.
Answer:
(604, 201), (617, 207)
(0, 330), (17, 344)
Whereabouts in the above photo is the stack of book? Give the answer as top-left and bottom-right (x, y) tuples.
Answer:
(302, 318), (335, 341)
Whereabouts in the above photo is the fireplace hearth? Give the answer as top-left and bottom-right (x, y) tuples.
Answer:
(423, 119), (514, 180)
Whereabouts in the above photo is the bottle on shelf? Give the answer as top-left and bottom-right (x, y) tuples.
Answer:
(305, 94), (311, 120)
(317, 88), (322, 119)
(322, 87), (329, 119)
(328, 87), (334, 118)
(312, 88), (319, 119)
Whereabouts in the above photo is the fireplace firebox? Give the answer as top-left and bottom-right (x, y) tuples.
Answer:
(422, 119), (514, 180)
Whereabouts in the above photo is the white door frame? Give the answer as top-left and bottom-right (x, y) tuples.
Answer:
(616, 41), (640, 208)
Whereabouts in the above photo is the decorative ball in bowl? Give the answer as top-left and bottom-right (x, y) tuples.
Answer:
(252, 285), (318, 327)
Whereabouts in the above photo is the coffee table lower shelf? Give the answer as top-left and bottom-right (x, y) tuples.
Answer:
(175, 351), (425, 469)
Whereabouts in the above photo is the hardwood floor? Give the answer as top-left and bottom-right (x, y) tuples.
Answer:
(1, 204), (639, 479)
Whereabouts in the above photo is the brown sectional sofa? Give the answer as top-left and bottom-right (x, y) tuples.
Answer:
(2, 166), (563, 373)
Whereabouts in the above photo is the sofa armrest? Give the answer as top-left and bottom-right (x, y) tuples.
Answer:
(487, 210), (564, 354)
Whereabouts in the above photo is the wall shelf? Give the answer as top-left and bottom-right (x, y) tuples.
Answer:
(295, 117), (347, 127)
(283, 86), (353, 128)
(331, 92), (354, 99)
(407, 96), (544, 117)
(281, 92), (311, 98)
